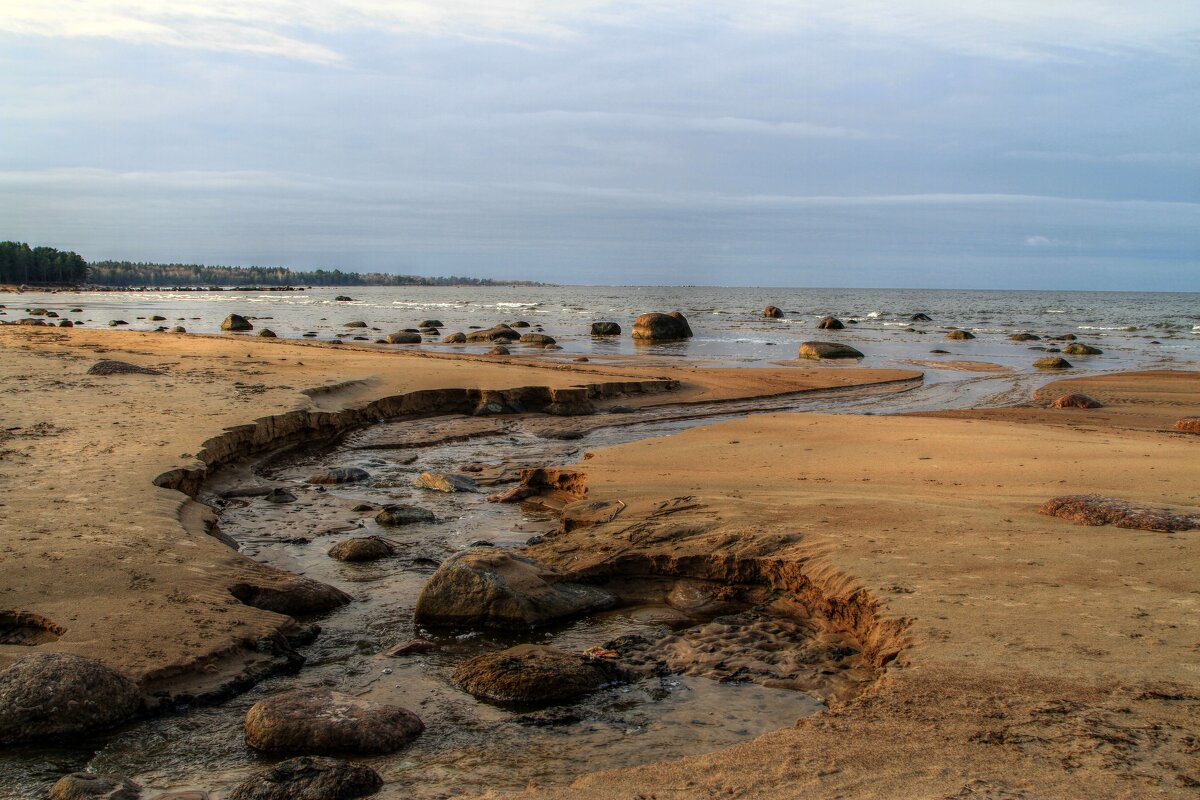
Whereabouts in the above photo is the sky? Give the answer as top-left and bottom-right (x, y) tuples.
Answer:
(2, 1), (1198, 289)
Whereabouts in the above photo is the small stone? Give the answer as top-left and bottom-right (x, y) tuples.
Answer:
(257, 329), (277, 338)
(946, 329), (975, 340)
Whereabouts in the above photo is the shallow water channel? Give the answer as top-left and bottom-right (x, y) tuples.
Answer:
(3, 372), (1051, 799)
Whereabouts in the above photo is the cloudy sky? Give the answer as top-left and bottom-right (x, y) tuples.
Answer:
(2, 1), (1198, 288)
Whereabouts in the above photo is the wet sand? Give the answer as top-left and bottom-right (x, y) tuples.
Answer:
(2, 324), (1197, 799)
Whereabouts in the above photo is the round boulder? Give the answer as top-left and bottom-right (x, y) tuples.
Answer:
(0, 653), (141, 744)
(229, 578), (352, 615)
(946, 330), (975, 340)
(487, 345), (510, 356)
(466, 324), (521, 342)
(519, 333), (556, 346)
(453, 644), (622, 705)
(50, 772), (141, 800)
(816, 316), (844, 330)
(1062, 343), (1102, 355)
(418, 319), (444, 328)
(631, 311), (692, 341)
(1051, 394), (1102, 409)
(385, 332), (422, 344)
(763, 306), (784, 318)
(244, 689), (423, 754)
(228, 756), (381, 800)
(797, 341), (863, 360)
(328, 536), (396, 562)
(441, 332), (467, 343)
(590, 321), (621, 336)
(257, 329), (277, 338)
(1034, 357), (1073, 370)
(170, 326), (186, 333)
(1009, 333), (1039, 341)
(910, 313), (933, 322)
(221, 314), (253, 332)
(308, 467), (369, 485)
(374, 504), (435, 526)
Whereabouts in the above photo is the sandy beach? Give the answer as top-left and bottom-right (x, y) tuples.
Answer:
(1, 324), (1197, 798)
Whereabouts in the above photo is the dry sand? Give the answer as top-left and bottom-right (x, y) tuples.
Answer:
(2, 324), (1197, 798)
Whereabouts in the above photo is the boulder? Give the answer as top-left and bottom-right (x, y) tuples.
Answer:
(797, 341), (863, 360)
(1051, 394), (1102, 409)
(257, 329), (277, 338)
(452, 644), (622, 705)
(327, 537), (396, 562)
(334, 295), (353, 301)
(244, 689), (423, 754)
(307, 467), (369, 485)
(49, 772), (141, 800)
(0, 653), (142, 744)
(265, 488), (296, 504)
(58, 319), (74, 328)
(228, 756), (381, 800)
(170, 326), (186, 333)
(414, 472), (478, 493)
(229, 578), (352, 615)
(816, 316), (844, 330)
(510, 320), (531, 328)
(590, 322), (621, 336)
(1008, 333), (1040, 341)
(221, 314), (253, 332)
(108, 320), (128, 327)
(87, 360), (163, 376)
(1034, 357), (1072, 370)
(414, 547), (616, 629)
(343, 321), (367, 328)
(910, 313), (933, 322)
(1173, 417), (1200, 434)
(384, 639), (438, 657)
(763, 306), (784, 318)
(466, 325), (521, 342)
(487, 345), (510, 356)
(374, 504), (435, 526)
(631, 311), (692, 341)
(519, 333), (556, 346)
(1062, 343), (1102, 355)
(1051, 333), (1078, 341)
(946, 330), (975, 340)
(418, 319), (444, 328)
(385, 332), (422, 344)
(441, 332), (467, 344)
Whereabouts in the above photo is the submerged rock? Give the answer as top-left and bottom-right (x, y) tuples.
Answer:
(374, 504), (435, 526)
(415, 547), (616, 629)
(631, 311), (692, 341)
(0, 653), (142, 744)
(415, 472), (478, 493)
(487, 345), (510, 356)
(257, 329), (277, 338)
(816, 316), (844, 330)
(590, 321), (621, 336)
(228, 756), (382, 800)
(244, 689), (423, 754)
(452, 644), (623, 705)
(49, 772), (141, 800)
(797, 341), (863, 360)
(1008, 333), (1040, 341)
(327, 536), (396, 562)
(307, 467), (369, 485)
(910, 313), (933, 321)
(221, 314), (253, 332)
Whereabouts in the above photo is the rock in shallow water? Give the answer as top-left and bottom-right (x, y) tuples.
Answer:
(452, 644), (625, 705)
(327, 536), (396, 562)
(414, 471), (478, 493)
(221, 314), (253, 332)
(797, 341), (863, 360)
(0, 653), (142, 744)
(374, 504), (435, 526)
(244, 689), (423, 754)
(49, 772), (141, 800)
(307, 467), (369, 485)
(631, 311), (692, 341)
(229, 578), (352, 615)
(228, 756), (382, 800)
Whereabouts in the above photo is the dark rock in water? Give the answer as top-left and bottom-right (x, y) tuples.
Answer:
(374, 504), (435, 526)
(308, 467), (369, 485)
(590, 321), (621, 336)
(910, 313), (933, 321)
(327, 536), (396, 562)
(763, 305), (784, 318)
(930, 349), (950, 354)
(170, 326), (186, 333)
(415, 547), (616, 629)
(441, 332), (467, 344)
(108, 320), (128, 327)
(608, 405), (635, 413)
(58, 319), (74, 328)
(149, 315), (165, 322)
(1173, 417), (1200, 434)
(221, 314), (253, 332)
(228, 756), (382, 800)
(229, 578), (352, 615)
(1050, 333), (1078, 341)
(816, 316), (844, 330)
(946, 329), (975, 340)
(519, 333), (556, 346)
(1008, 333), (1040, 341)
(257, 329), (277, 338)
(797, 341), (863, 360)
(487, 345), (510, 356)
(418, 319), (444, 328)
(466, 324), (521, 342)
(302, 332), (317, 338)
(343, 321), (367, 328)
(510, 320), (531, 328)
(49, 772), (141, 800)
(574, 356), (589, 362)
(1034, 356), (1072, 370)
(265, 488), (297, 504)
(351, 504), (375, 512)
(87, 360), (162, 376)
(384, 639), (439, 657)
(244, 689), (423, 754)
(385, 332), (422, 344)
(335, 295), (353, 301)
(1062, 343), (1102, 355)
(1051, 394), (1102, 409)
(0, 653), (142, 744)
(414, 472), (477, 493)
(631, 311), (692, 341)
(452, 644), (624, 705)
(70, 308), (82, 313)
(468, 539), (494, 548)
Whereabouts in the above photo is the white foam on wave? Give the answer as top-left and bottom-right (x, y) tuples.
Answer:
(866, 311), (882, 318)
(1045, 309), (1066, 313)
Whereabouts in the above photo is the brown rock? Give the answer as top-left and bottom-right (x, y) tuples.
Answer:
(519, 333), (556, 346)
(466, 324), (521, 342)
(49, 772), (141, 800)
(631, 311), (693, 341)
(1009, 333), (1039, 341)
(327, 536), (396, 562)
(384, 639), (439, 657)
(257, 329), (277, 338)
(221, 314), (253, 332)
(385, 332), (422, 344)
(374, 504), (435, 526)
(229, 578), (352, 615)
(816, 316), (844, 329)
(590, 322), (621, 336)
(763, 306), (784, 318)
(487, 345), (510, 356)
(1173, 417), (1200, 433)
(308, 467), (369, 485)
(0, 653), (142, 744)
(452, 644), (622, 704)
(945, 329), (975, 340)
(87, 360), (163, 376)
(797, 341), (863, 360)
(244, 689), (423, 754)
(1050, 394), (1102, 409)
(1062, 343), (1102, 355)
(1034, 357), (1072, 370)
(227, 756), (381, 800)
(414, 472), (478, 493)
(441, 332), (467, 343)
(1039, 495), (1197, 532)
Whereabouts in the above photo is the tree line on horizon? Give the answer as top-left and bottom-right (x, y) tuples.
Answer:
(1, 241), (539, 287)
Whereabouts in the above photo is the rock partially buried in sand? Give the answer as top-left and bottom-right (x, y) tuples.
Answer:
(631, 311), (692, 341)
(0, 653), (142, 744)
(229, 578), (352, 615)
(1039, 495), (1198, 532)
(1062, 343), (1102, 355)
(221, 314), (253, 332)
(49, 772), (142, 800)
(228, 756), (382, 800)
(415, 547), (616, 629)
(308, 467), (370, 485)
(385, 332), (422, 344)
(452, 644), (623, 705)
(797, 341), (863, 360)
(1173, 417), (1200, 434)
(87, 360), (163, 376)
(763, 305), (784, 318)
(441, 332), (467, 344)
(1034, 356), (1072, 370)
(1051, 394), (1102, 409)
(414, 472), (478, 493)
(328, 536), (396, 562)
(590, 321), (621, 336)
(946, 329), (975, 340)
(374, 504), (435, 526)
(816, 316), (844, 330)
(244, 689), (423, 754)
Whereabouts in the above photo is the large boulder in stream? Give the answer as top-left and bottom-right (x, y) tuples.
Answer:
(0, 653), (142, 744)
(631, 311), (692, 341)
(228, 756), (382, 800)
(244, 689), (423, 754)
(452, 644), (625, 705)
(414, 547), (616, 629)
